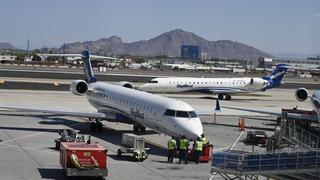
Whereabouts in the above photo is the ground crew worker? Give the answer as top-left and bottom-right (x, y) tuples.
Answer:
(201, 134), (209, 145)
(179, 135), (189, 164)
(194, 137), (203, 164)
(167, 137), (176, 163)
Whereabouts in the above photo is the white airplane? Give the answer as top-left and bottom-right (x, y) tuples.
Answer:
(140, 64), (288, 100)
(221, 88), (320, 123)
(0, 50), (203, 140)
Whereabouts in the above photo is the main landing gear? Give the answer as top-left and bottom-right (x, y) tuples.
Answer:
(133, 122), (146, 134)
(218, 94), (232, 100)
(89, 119), (103, 133)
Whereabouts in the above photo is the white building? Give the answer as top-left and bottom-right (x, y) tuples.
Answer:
(0, 55), (16, 62)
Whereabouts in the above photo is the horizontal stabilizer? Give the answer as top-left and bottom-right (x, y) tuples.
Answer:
(0, 106), (106, 119)
(37, 53), (118, 60)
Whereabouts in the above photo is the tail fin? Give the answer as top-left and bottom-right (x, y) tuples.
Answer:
(81, 50), (96, 83)
(262, 64), (288, 89)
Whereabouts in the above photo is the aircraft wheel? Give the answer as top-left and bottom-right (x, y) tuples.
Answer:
(117, 149), (122, 156)
(97, 122), (103, 133)
(133, 124), (139, 133)
(218, 94), (224, 100)
(140, 126), (146, 133)
(225, 95), (232, 100)
(55, 141), (60, 150)
(90, 122), (96, 133)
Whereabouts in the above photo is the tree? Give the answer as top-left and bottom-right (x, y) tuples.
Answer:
(134, 57), (146, 63)
(15, 52), (27, 61)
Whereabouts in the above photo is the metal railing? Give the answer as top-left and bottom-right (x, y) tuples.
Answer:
(285, 122), (320, 149)
(211, 150), (320, 174)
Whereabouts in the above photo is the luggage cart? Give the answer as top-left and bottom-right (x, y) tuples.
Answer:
(117, 133), (150, 161)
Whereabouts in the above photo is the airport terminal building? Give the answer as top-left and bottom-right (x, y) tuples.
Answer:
(258, 56), (320, 70)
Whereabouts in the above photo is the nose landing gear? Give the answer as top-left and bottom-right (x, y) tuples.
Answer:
(89, 118), (103, 133)
(133, 122), (146, 133)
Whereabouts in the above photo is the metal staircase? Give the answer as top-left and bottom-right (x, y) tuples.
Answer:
(284, 122), (320, 149)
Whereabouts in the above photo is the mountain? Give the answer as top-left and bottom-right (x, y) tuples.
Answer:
(60, 29), (272, 60)
(0, 42), (16, 50)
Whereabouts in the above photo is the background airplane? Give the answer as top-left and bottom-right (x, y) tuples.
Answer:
(221, 87), (320, 123)
(140, 64), (288, 100)
(0, 50), (203, 140)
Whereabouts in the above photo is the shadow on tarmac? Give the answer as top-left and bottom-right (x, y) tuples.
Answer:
(0, 113), (169, 160)
(38, 168), (105, 180)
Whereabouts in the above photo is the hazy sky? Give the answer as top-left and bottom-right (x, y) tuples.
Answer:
(0, 0), (319, 55)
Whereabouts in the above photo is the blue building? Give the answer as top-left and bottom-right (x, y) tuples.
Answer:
(181, 45), (201, 61)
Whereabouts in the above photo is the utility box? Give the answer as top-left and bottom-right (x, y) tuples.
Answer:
(60, 142), (108, 178)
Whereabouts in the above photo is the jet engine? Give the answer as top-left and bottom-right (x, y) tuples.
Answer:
(118, 81), (134, 89)
(295, 88), (309, 102)
(70, 80), (88, 96)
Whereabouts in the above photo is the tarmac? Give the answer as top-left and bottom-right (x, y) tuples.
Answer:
(0, 88), (313, 180)
(0, 65), (319, 89)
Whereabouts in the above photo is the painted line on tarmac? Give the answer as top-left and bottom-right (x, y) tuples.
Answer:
(0, 121), (85, 145)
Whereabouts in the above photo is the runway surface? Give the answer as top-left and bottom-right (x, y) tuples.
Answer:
(0, 88), (314, 179)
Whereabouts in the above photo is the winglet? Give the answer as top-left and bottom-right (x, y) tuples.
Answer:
(215, 98), (221, 112)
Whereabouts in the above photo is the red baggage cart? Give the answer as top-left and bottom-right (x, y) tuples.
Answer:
(60, 142), (108, 179)
(188, 144), (213, 162)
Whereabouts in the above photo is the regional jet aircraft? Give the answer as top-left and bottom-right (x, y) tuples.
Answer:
(221, 88), (320, 123)
(140, 64), (288, 100)
(0, 50), (203, 140)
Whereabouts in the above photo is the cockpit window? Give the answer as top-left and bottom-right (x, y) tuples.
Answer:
(176, 111), (189, 118)
(188, 111), (198, 118)
(164, 109), (175, 116)
(149, 80), (158, 83)
(164, 109), (198, 118)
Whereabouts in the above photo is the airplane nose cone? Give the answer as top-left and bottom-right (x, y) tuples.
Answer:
(178, 117), (203, 140)
(190, 117), (204, 138)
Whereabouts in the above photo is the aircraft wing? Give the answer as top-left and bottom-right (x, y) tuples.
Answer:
(222, 106), (319, 123)
(0, 106), (108, 119)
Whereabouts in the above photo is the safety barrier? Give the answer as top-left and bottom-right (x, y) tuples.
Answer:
(211, 150), (320, 175)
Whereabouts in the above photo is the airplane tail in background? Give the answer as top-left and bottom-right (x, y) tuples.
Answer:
(262, 64), (289, 90)
(81, 50), (97, 83)
(37, 50), (114, 83)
